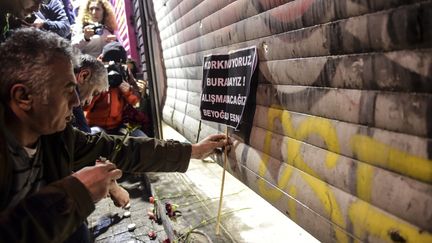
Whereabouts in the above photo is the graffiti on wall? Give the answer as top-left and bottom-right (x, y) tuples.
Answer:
(155, 0), (432, 242)
(233, 0), (432, 242)
(246, 107), (432, 242)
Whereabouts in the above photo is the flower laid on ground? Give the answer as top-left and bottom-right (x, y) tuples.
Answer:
(148, 231), (157, 240)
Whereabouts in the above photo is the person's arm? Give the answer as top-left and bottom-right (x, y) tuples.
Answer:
(37, 0), (71, 38)
(69, 125), (229, 173)
(72, 27), (111, 55)
(191, 134), (228, 159)
(72, 128), (191, 172)
(71, 25), (94, 49)
(0, 176), (94, 242)
(119, 81), (140, 106)
(0, 158), (122, 242)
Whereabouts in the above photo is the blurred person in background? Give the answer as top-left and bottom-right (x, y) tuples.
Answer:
(33, 0), (71, 38)
(72, 0), (117, 57)
(1, 0), (73, 41)
(72, 53), (109, 133)
(84, 42), (147, 137)
(61, 0), (75, 25)
(124, 57), (153, 136)
(126, 58), (139, 78)
(0, 0), (43, 41)
(71, 0), (84, 16)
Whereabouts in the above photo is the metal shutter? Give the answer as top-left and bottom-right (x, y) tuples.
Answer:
(135, 1), (432, 242)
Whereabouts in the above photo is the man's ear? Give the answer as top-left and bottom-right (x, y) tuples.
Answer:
(9, 84), (33, 111)
(77, 68), (91, 84)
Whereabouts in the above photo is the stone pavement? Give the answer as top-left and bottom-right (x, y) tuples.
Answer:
(87, 166), (318, 243)
(87, 172), (233, 243)
(87, 123), (318, 243)
(88, 174), (168, 243)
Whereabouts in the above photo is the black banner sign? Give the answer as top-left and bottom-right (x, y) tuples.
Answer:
(200, 47), (257, 129)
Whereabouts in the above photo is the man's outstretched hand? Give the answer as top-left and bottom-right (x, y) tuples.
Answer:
(191, 134), (231, 160)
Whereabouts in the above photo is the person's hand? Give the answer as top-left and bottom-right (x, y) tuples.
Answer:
(83, 25), (95, 41)
(109, 181), (130, 208)
(96, 158), (130, 207)
(119, 81), (131, 93)
(72, 162), (122, 203)
(31, 18), (44, 29)
(191, 134), (231, 159)
(105, 34), (117, 42)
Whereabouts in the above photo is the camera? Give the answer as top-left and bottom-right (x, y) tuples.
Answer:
(92, 24), (104, 35)
(107, 62), (128, 87)
(24, 13), (37, 24)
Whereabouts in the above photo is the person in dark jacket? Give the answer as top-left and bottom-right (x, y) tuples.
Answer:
(0, 0), (43, 42)
(33, 0), (71, 38)
(61, 0), (75, 25)
(0, 28), (229, 242)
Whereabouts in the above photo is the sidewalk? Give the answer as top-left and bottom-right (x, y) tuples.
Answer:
(87, 123), (318, 242)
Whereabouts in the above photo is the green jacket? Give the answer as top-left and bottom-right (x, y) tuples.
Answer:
(0, 103), (191, 242)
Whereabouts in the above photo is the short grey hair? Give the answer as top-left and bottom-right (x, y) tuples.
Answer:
(0, 28), (78, 102)
(76, 54), (108, 91)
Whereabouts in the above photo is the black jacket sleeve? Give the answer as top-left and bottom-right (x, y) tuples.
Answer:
(68, 126), (192, 173)
(0, 176), (94, 243)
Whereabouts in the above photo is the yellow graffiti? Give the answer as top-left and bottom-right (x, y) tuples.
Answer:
(255, 106), (432, 243)
(349, 201), (432, 243)
(301, 175), (349, 243)
(257, 152), (294, 201)
(257, 107), (348, 242)
(351, 135), (432, 183)
(295, 117), (340, 168)
(287, 186), (297, 220)
(287, 139), (318, 177)
(257, 108), (294, 201)
(355, 163), (374, 203)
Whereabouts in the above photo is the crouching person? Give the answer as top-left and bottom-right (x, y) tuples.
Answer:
(72, 53), (109, 133)
(0, 28), (229, 242)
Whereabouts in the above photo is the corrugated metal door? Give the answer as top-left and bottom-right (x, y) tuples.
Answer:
(135, 1), (432, 242)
